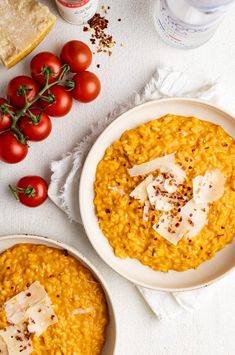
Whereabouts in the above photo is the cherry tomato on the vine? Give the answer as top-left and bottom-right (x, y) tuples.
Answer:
(0, 98), (15, 132)
(9, 175), (48, 207)
(7, 76), (39, 109)
(19, 109), (52, 142)
(71, 71), (101, 103)
(0, 131), (28, 164)
(30, 52), (63, 85)
(40, 85), (72, 117)
(60, 40), (92, 73)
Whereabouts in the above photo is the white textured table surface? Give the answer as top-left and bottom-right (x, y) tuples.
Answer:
(1, 1), (235, 354)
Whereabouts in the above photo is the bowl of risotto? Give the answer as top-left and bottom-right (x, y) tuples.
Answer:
(80, 98), (235, 291)
(0, 234), (117, 354)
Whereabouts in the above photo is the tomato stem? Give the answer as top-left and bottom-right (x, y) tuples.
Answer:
(9, 184), (36, 200)
(9, 64), (70, 142)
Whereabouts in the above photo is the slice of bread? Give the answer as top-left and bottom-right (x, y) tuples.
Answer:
(0, 0), (56, 69)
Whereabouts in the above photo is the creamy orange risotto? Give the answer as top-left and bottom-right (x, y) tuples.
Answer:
(94, 115), (235, 272)
(0, 244), (108, 354)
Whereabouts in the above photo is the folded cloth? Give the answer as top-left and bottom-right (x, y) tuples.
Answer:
(48, 67), (233, 320)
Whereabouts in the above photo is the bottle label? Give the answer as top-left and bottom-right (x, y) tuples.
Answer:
(56, 0), (98, 25)
(154, 0), (219, 48)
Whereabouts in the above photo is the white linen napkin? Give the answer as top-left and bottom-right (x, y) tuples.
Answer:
(48, 67), (233, 320)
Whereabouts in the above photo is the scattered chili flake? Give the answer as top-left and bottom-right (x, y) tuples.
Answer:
(51, 315), (55, 320)
(26, 283), (30, 287)
(118, 18), (121, 21)
(188, 166), (193, 169)
(105, 208), (111, 213)
(63, 249), (69, 256)
(152, 249), (155, 256)
(26, 293), (31, 297)
(83, 13), (117, 55)
(96, 64), (100, 68)
(221, 226), (225, 229)
(6, 266), (10, 270)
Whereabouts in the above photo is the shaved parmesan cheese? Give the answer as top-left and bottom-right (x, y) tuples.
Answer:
(193, 169), (225, 204)
(146, 175), (165, 205)
(130, 175), (153, 202)
(127, 153), (175, 177)
(155, 196), (173, 212)
(3, 281), (58, 337)
(153, 214), (187, 245)
(143, 200), (150, 221)
(26, 298), (58, 336)
(4, 281), (48, 325)
(107, 186), (125, 196)
(160, 163), (186, 192)
(0, 325), (32, 355)
(153, 199), (209, 244)
(0, 335), (8, 355)
(147, 176), (176, 211)
(72, 307), (93, 315)
(181, 199), (209, 238)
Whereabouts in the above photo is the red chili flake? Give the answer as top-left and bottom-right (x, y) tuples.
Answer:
(15, 336), (23, 341)
(222, 143), (228, 147)
(26, 283), (30, 287)
(26, 293), (31, 297)
(84, 13), (117, 55)
(51, 315), (55, 320)
(188, 166), (193, 169)
(118, 18), (121, 21)
(175, 223), (180, 227)
(204, 146), (209, 150)
(105, 208), (111, 213)
(152, 215), (156, 221)
(6, 266), (10, 270)
(38, 309), (42, 313)
(189, 213), (193, 217)
(221, 226), (225, 229)
(152, 249), (155, 256)
(96, 64), (100, 68)
(63, 249), (69, 256)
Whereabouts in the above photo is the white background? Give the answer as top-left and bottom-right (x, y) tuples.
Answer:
(1, 1), (235, 354)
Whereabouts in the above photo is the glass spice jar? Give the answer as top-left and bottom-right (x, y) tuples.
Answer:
(55, 0), (98, 25)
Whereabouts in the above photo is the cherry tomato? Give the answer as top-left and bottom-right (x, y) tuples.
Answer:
(40, 85), (72, 117)
(60, 40), (92, 73)
(7, 76), (39, 109)
(19, 109), (52, 142)
(10, 176), (48, 207)
(71, 71), (101, 103)
(0, 131), (28, 164)
(0, 98), (15, 132)
(30, 52), (63, 85)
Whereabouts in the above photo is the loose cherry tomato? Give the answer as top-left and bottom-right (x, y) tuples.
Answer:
(71, 71), (101, 103)
(19, 109), (52, 142)
(40, 85), (72, 117)
(0, 131), (28, 164)
(9, 175), (48, 207)
(0, 98), (15, 132)
(60, 40), (92, 73)
(30, 52), (63, 85)
(7, 76), (39, 109)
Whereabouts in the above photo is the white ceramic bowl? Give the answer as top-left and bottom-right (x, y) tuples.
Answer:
(79, 98), (235, 291)
(0, 234), (117, 355)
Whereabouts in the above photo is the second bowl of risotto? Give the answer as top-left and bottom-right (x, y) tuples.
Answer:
(0, 235), (117, 354)
(80, 98), (235, 291)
